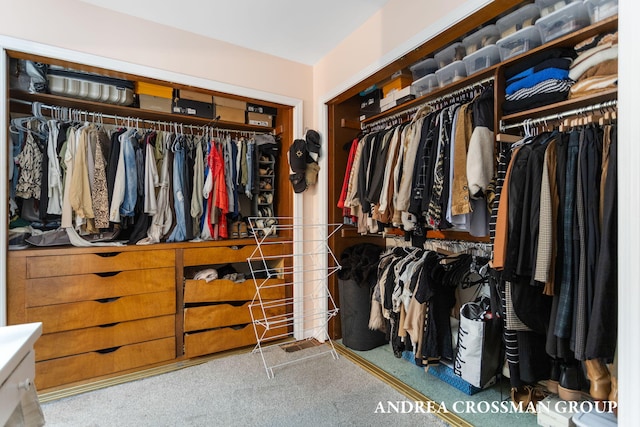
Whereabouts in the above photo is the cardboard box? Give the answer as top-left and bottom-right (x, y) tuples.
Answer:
(382, 74), (413, 98)
(139, 94), (172, 113)
(216, 105), (245, 123)
(246, 111), (273, 127)
(214, 96), (246, 110)
(246, 102), (278, 116)
(135, 81), (173, 98)
(177, 89), (212, 104)
(172, 98), (214, 119)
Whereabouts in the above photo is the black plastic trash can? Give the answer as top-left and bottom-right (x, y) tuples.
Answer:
(338, 243), (387, 351)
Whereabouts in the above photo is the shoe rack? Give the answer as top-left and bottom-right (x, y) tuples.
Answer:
(254, 153), (276, 221)
(246, 217), (343, 378)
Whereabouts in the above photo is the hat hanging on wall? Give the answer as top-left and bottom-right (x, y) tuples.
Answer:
(288, 138), (308, 193)
(287, 129), (322, 193)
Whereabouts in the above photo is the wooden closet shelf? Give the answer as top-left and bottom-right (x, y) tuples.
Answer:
(10, 91), (274, 133)
(361, 67), (497, 125)
(500, 88), (618, 123)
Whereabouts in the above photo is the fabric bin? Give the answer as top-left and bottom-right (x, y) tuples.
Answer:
(338, 279), (387, 351)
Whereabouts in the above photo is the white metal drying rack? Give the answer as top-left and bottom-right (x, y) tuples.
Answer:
(246, 217), (343, 378)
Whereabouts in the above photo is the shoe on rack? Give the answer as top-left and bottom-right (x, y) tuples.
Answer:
(547, 358), (561, 394)
(558, 362), (584, 401)
(584, 358), (611, 401)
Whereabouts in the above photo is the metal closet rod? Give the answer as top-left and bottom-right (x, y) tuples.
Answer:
(362, 76), (495, 131)
(500, 99), (618, 132)
(10, 98), (271, 136)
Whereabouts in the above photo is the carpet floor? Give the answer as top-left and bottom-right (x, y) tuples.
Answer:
(41, 343), (450, 427)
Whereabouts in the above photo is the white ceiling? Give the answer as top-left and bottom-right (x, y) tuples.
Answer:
(78, 0), (391, 65)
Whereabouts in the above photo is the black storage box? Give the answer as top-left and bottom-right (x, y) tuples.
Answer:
(247, 102), (278, 116)
(172, 97), (214, 119)
(359, 88), (382, 121)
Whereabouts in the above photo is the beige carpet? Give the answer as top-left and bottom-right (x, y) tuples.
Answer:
(41, 343), (450, 426)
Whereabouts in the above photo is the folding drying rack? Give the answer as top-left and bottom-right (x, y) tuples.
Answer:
(246, 217), (343, 378)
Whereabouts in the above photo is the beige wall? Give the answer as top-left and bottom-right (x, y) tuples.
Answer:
(313, 0), (470, 103)
(1, 0), (313, 124)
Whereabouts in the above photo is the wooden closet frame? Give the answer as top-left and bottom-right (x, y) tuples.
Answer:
(1, 42), (301, 393)
(325, 0), (618, 339)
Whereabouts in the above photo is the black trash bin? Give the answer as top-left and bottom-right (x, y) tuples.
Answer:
(338, 243), (387, 351)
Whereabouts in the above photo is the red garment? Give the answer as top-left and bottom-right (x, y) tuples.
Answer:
(337, 138), (359, 209)
(210, 142), (229, 239)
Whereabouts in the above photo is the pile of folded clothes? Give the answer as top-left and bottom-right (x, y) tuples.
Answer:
(502, 47), (577, 115)
(568, 31), (618, 99)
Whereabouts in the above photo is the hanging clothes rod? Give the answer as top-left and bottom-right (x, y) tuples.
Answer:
(9, 98), (272, 136)
(362, 76), (495, 132)
(499, 99), (618, 132)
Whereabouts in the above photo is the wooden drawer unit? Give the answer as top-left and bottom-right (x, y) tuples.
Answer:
(36, 337), (175, 390)
(183, 243), (283, 266)
(184, 323), (287, 358)
(7, 246), (179, 391)
(35, 315), (175, 361)
(27, 291), (176, 334)
(183, 278), (284, 302)
(184, 302), (286, 332)
(26, 249), (175, 278)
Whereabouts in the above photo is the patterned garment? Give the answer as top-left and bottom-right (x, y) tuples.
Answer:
(505, 78), (574, 102)
(92, 131), (111, 229)
(426, 106), (455, 228)
(16, 130), (43, 200)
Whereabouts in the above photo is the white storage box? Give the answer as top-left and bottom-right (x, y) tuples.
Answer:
(535, 1), (591, 43)
(435, 61), (467, 87)
(535, 0), (578, 17)
(496, 3), (541, 38)
(463, 45), (501, 75)
(409, 58), (438, 80)
(380, 92), (396, 112)
(584, 0), (618, 23)
(496, 25), (543, 61)
(411, 73), (439, 97)
(434, 42), (466, 68)
(462, 25), (500, 55)
(47, 73), (134, 105)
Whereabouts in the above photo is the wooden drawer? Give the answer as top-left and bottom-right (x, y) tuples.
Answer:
(184, 302), (286, 332)
(183, 278), (284, 303)
(35, 315), (175, 361)
(35, 337), (175, 390)
(26, 249), (175, 278)
(27, 291), (176, 334)
(182, 244), (283, 266)
(184, 323), (287, 358)
(26, 267), (174, 307)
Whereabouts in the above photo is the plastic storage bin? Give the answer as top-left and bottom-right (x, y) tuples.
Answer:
(535, 0), (577, 17)
(535, 1), (591, 43)
(434, 42), (466, 68)
(496, 25), (543, 61)
(435, 61), (467, 87)
(409, 57), (438, 80)
(411, 73), (439, 97)
(463, 45), (501, 75)
(496, 3), (541, 38)
(584, 0), (618, 23)
(462, 25), (500, 55)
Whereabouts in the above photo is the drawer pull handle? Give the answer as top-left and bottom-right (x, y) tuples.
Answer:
(98, 322), (120, 328)
(229, 245), (245, 250)
(96, 346), (121, 354)
(95, 271), (122, 277)
(95, 297), (120, 303)
(95, 252), (121, 258)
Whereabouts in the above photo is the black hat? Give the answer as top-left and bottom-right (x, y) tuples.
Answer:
(288, 139), (307, 173)
(289, 173), (307, 193)
(305, 129), (321, 157)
